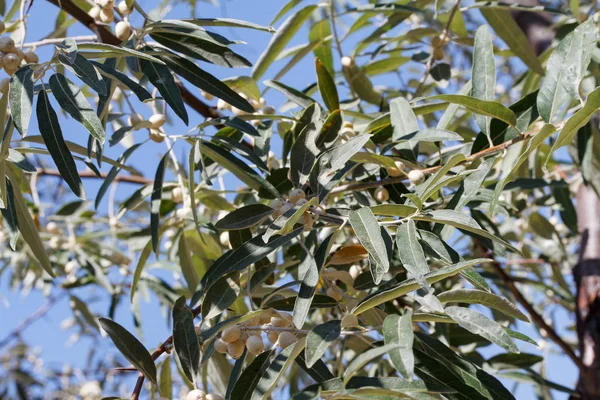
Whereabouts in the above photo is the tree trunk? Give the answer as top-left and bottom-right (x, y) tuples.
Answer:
(574, 186), (600, 399)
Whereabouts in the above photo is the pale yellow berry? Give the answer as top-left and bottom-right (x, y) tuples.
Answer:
(279, 202), (293, 216)
(99, 8), (114, 23)
(289, 188), (306, 205)
(349, 265), (361, 279)
(149, 113), (166, 129)
(327, 287), (343, 302)
(0, 37), (15, 53)
(186, 389), (206, 400)
(97, 0), (114, 9)
(149, 129), (164, 143)
(0, 22), (5, 34)
(277, 332), (297, 349)
(267, 331), (279, 344)
(270, 317), (290, 328)
(216, 98), (230, 111)
(386, 161), (405, 177)
(49, 236), (61, 250)
(374, 187), (389, 202)
(227, 339), (245, 359)
(3, 53), (19, 70)
(432, 35), (450, 48)
(4, 65), (16, 76)
(340, 126), (356, 139)
(432, 47), (444, 61)
(0, 78), (9, 94)
(341, 314), (359, 329)
(64, 260), (78, 274)
(200, 90), (214, 101)
(342, 121), (353, 129)
(231, 106), (246, 116)
(269, 199), (284, 210)
(213, 338), (228, 354)
(221, 325), (241, 343)
(219, 231), (230, 248)
(245, 335), (264, 355)
(262, 105), (275, 115)
(89, 5), (101, 19)
(205, 394), (224, 400)
(115, 21), (131, 41)
(24, 51), (39, 64)
(171, 187), (184, 203)
(408, 170), (425, 185)
(302, 213), (314, 232)
(341, 56), (354, 67)
(128, 113), (143, 127)
(117, 0), (130, 15)
(47, 221), (59, 234)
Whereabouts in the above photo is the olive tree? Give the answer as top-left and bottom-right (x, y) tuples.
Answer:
(0, 0), (599, 399)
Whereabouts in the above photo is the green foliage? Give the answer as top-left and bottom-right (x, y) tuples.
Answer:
(1, 0), (598, 399)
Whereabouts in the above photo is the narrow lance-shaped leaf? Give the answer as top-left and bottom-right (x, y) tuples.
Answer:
(216, 204), (274, 230)
(352, 258), (492, 315)
(349, 208), (389, 284)
(413, 209), (520, 253)
(98, 318), (158, 385)
(8, 173), (54, 277)
(192, 225), (304, 306)
(548, 87), (600, 157)
(230, 350), (275, 400)
(251, 338), (307, 400)
(343, 344), (404, 383)
(316, 58), (339, 111)
(151, 153), (168, 253)
(396, 219), (429, 276)
(537, 19), (596, 123)
(36, 90), (85, 199)
(427, 94), (517, 127)
(252, 5), (318, 80)
(172, 296), (200, 385)
(58, 53), (107, 96)
(445, 306), (519, 353)
(391, 97), (419, 140)
(9, 66), (34, 136)
(479, 7), (544, 75)
(95, 143), (142, 209)
(491, 123), (556, 213)
(140, 57), (189, 125)
(472, 25), (496, 140)
(292, 233), (336, 329)
(383, 311), (414, 379)
(159, 53), (255, 113)
(290, 121), (320, 187)
(438, 289), (528, 322)
(49, 73), (106, 144)
(305, 320), (341, 368)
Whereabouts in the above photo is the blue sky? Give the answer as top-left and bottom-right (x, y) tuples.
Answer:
(0, 0), (580, 398)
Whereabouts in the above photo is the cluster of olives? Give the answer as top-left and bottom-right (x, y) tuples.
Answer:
(128, 112), (167, 142)
(207, 310), (298, 359)
(186, 390), (223, 400)
(269, 188), (314, 231)
(372, 163), (425, 203)
(0, 23), (39, 92)
(89, 0), (133, 41)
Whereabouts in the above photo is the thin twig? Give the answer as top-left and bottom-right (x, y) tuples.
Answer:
(23, 35), (98, 48)
(36, 168), (153, 185)
(489, 255), (584, 370)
